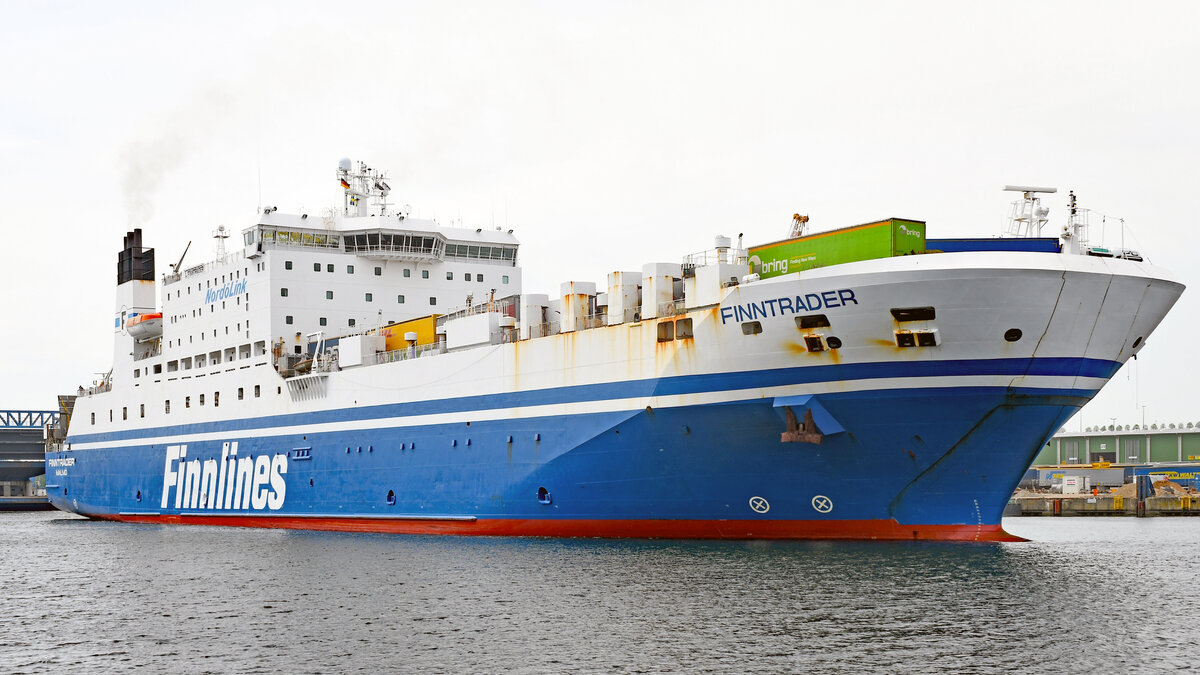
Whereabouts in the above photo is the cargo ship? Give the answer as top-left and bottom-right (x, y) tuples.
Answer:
(44, 169), (1184, 541)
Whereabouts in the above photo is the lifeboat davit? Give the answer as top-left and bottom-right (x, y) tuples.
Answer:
(127, 312), (163, 340)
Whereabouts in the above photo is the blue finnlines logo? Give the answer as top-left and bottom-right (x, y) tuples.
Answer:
(204, 279), (248, 304)
(162, 442), (287, 510)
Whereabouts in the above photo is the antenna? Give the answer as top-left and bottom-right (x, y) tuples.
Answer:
(213, 225), (230, 259)
(1003, 185), (1057, 238)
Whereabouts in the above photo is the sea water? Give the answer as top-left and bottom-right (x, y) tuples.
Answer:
(4, 512), (1199, 673)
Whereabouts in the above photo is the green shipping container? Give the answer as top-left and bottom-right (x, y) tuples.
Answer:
(748, 218), (927, 279)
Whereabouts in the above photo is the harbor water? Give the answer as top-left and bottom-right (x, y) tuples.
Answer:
(4, 512), (1199, 673)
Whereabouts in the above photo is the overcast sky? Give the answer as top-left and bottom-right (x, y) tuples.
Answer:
(2, 1), (1196, 429)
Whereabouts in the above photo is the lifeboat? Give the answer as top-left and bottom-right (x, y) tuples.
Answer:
(127, 312), (163, 340)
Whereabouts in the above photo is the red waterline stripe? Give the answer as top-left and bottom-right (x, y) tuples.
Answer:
(100, 514), (1026, 542)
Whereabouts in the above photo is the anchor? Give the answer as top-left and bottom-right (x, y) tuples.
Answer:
(781, 406), (823, 444)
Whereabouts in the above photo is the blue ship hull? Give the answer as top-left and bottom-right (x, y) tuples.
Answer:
(46, 378), (1087, 541)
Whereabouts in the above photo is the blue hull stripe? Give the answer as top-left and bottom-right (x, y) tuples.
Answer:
(67, 356), (1119, 445)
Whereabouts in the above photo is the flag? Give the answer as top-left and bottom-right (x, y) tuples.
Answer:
(340, 178), (350, 189)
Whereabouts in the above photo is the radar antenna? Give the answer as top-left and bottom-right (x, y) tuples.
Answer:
(1003, 185), (1056, 237)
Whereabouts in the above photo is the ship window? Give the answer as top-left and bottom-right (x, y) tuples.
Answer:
(465, 273), (472, 282)
(165, 400), (170, 414)
(285, 260), (292, 270)
(214, 392), (219, 407)
(422, 270), (429, 279)
(280, 288), (288, 297)
(429, 296), (436, 305)
(676, 317), (694, 339)
(186, 396), (191, 408)
(890, 307), (936, 322)
(238, 387), (244, 400)
(285, 315), (293, 325)
(477, 274), (484, 284)
(657, 321), (674, 342)
(122, 407), (127, 420)
(503, 275), (509, 284)
(139, 404), (144, 418)
(347, 265), (354, 274)
(320, 317), (327, 326)
(254, 385), (261, 398)
(404, 268), (411, 278)
(365, 293), (373, 302)
(916, 331), (939, 347)
(91, 412), (95, 425)
(895, 332), (917, 348)
(199, 394), (205, 406)
(741, 321), (762, 335)
(397, 295), (405, 304)
(796, 314), (830, 329)
(110, 410), (113, 422)
(326, 291), (334, 299)
(804, 335), (825, 352)
(327, 264), (334, 273)
(446, 272), (454, 280)
(349, 318), (356, 327)
(313, 263), (321, 272)
(375, 266), (382, 276)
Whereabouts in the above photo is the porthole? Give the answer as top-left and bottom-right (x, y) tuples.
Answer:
(386, 490), (396, 505)
(1132, 336), (1143, 349)
(1004, 328), (1022, 342)
(537, 487), (552, 505)
(826, 336), (842, 349)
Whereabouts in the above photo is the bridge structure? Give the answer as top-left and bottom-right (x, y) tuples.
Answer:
(0, 410), (59, 429)
(1, 410), (58, 508)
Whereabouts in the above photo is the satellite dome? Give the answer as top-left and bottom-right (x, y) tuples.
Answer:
(338, 157), (352, 172)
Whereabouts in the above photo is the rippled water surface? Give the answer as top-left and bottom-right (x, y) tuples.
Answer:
(4, 512), (1200, 673)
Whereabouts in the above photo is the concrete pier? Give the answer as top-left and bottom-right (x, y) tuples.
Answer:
(1009, 494), (1197, 517)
